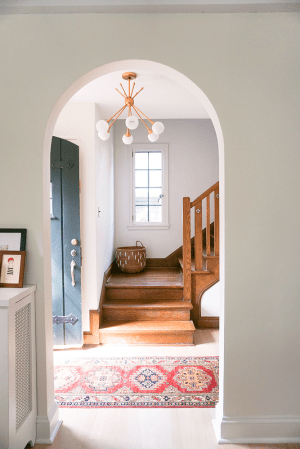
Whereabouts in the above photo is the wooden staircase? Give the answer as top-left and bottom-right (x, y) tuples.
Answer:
(83, 182), (219, 345)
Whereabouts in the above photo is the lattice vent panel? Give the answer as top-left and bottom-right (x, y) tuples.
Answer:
(15, 303), (32, 430)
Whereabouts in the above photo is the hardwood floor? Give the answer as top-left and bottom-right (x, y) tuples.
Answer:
(32, 331), (299, 449)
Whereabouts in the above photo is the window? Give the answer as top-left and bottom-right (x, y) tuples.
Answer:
(129, 144), (169, 229)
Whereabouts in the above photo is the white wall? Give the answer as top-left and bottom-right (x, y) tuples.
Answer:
(1, 12), (299, 443)
(95, 105), (115, 303)
(114, 119), (218, 257)
(201, 281), (220, 317)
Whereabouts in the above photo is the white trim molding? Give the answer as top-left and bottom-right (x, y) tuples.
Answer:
(213, 406), (300, 444)
(36, 401), (62, 444)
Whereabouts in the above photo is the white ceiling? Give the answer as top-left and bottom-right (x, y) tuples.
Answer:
(0, 0), (298, 13)
(69, 70), (210, 120)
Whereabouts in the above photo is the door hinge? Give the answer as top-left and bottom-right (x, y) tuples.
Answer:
(80, 246), (83, 266)
(53, 313), (78, 325)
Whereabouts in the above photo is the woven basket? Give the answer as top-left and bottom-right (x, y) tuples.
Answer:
(116, 241), (146, 273)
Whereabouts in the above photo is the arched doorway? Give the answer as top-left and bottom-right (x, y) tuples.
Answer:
(42, 59), (225, 442)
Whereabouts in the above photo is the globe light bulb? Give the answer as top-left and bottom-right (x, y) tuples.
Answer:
(126, 116), (139, 130)
(98, 131), (110, 141)
(96, 120), (109, 133)
(152, 121), (164, 135)
(122, 133), (133, 145)
(148, 132), (159, 142)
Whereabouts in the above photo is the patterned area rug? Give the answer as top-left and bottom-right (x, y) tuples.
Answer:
(54, 356), (219, 408)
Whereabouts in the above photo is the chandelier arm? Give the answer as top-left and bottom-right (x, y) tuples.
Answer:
(107, 105), (127, 124)
(132, 87), (144, 99)
(131, 82), (135, 97)
(132, 106), (152, 133)
(108, 105), (127, 130)
(120, 83), (127, 97)
(115, 88), (125, 98)
(128, 79), (130, 97)
(132, 105), (154, 125)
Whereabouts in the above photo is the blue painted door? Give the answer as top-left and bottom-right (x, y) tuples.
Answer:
(51, 136), (82, 345)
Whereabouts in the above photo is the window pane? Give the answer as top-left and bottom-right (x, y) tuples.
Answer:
(149, 170), (161, 187)
(149, 152), (161, 169)
(135, 152), (148, 169)
(149, 206), (162, 222)
(135, 206), (148, 222)
(135, 188), (148, 206)
(149, 188), (162, 205)
(135, 170), (148, 187)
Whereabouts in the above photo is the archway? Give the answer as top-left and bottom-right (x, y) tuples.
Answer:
(43, 59), (225, 441)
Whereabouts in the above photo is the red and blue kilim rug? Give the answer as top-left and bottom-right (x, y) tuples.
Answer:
(54, 356), (219, 408)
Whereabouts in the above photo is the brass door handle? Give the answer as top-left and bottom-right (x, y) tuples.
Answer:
(71, 260), (76, 287)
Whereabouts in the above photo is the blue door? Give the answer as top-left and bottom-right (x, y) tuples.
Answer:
(51, 136), (82, 345)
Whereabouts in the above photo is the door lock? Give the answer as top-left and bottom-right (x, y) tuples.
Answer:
(71, 249), (77, 257)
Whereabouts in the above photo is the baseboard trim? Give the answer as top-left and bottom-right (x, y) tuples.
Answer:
(198, 317), (219, 328)
(213, 413), (300, 444)
(36, 401), (62, 444)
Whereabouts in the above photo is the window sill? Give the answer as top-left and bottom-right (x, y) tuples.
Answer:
(127, 224), (170, 230)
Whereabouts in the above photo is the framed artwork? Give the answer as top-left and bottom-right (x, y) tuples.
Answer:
(0, 229), (27, 251)
(0, 251), (26, 288)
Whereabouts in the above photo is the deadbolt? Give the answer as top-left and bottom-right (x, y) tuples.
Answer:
(71, 250), (77, 257)
(71, 239), (78, 246)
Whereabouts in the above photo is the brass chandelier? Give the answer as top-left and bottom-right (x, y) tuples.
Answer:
(96, 72), (164, 145)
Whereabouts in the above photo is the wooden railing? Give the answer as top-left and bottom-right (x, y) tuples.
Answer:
(182, 182), (219, 301)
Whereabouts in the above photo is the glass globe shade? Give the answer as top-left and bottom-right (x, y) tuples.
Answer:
(152, 121), (164, 135)
(96, 120), (109, 133)
(125, 116), (139, 130)
(148, 132), (159, 142)
(98, 131), (110, 141)
(122, 134), (133, 145)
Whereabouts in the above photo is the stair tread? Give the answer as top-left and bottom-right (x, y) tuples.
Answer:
(103, 300), (192, 309)
(107, 267), (183, 288)
(99, 320), (195, 333)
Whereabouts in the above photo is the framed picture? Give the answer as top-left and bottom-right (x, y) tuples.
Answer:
(0, 229), (27, 251)
(0, 251), (26, 288)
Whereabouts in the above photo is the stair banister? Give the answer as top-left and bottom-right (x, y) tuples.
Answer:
(182, 197), (192, 302)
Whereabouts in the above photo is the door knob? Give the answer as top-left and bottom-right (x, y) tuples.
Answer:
(71, 239), (78, 246)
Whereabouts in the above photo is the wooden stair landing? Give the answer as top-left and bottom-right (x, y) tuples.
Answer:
(100, 267), (195, 345)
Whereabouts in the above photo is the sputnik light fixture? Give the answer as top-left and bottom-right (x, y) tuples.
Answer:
(96, 72), (164, 145)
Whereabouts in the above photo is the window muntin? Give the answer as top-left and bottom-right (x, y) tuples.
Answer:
(129, 144), (169, 229)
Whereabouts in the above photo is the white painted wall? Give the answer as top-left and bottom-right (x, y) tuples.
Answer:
(95, 105), (115, 305)
(114, 119), (219, 257)
(201, 281), (220, 317)
(1, 13), (300, 443)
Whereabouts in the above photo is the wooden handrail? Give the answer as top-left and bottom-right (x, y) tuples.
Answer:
(190, 182), (219, 208)
(182, 182), (219, 300)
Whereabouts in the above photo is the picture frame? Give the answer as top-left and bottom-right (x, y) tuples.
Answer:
(0, 251), (26, 288)
(0, 229), (27, 251)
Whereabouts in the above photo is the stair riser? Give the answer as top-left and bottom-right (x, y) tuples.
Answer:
(106, 288), (183, 301)
(99, 332), (194, 345)
(102, 308), (191, 322)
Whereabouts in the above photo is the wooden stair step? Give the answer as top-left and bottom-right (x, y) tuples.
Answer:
(99, 320), (195, 345)
(102, 300), (193, 322)
(106, 286), (183, 301)
(106, 267), (183, 287)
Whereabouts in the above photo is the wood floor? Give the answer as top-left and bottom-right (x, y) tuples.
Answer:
(32, 330), (300, 449)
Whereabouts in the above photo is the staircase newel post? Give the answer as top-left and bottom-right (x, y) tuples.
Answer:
(183, 197), (192, 302)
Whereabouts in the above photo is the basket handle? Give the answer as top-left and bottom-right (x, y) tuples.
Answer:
(136, 240), (144, 248)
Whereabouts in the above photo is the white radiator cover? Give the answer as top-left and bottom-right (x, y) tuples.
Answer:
(0, 285), (37, 449)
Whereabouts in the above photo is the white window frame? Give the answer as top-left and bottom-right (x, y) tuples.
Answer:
(128, 144), (169, 230)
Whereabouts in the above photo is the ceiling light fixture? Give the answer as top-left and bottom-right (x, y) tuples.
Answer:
(96, 72), (164, 145)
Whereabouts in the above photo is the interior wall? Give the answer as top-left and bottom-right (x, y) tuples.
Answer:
(95, 105), (115, 308)
(114, 119), (219, 257)
(1, 12), (300, 443)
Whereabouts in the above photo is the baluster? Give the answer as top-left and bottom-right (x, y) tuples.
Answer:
(214, 188), (219, 256)
(206, 194), (210, 256)
(183, 197), (191, 302)
(195, 200), (203, 270)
